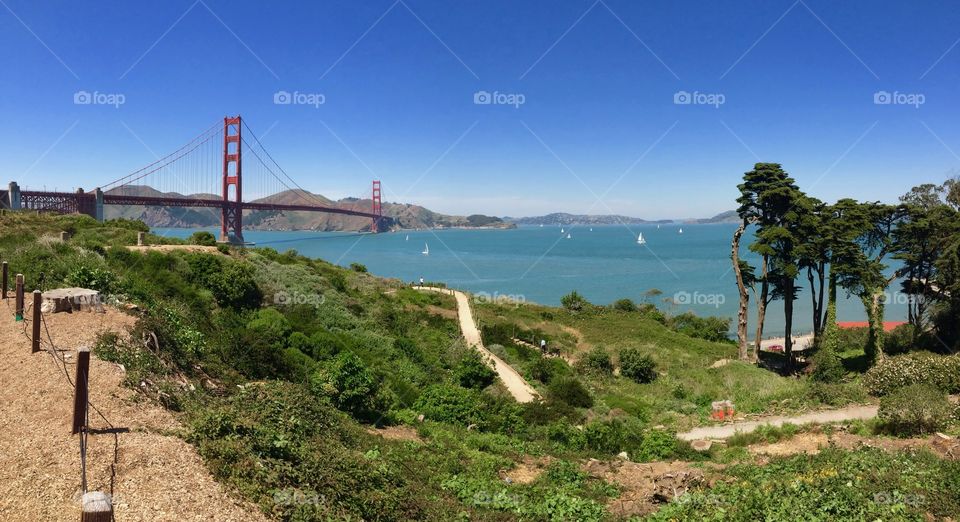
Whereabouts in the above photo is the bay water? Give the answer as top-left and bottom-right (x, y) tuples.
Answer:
(153, 224), (907, 338)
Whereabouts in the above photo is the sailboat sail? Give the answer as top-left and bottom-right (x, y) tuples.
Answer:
(422, 243), (429, 255)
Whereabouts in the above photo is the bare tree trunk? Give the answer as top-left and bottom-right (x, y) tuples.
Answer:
(807, 267), (820, 337)
(731, 222), (750, 360)
(784, 280), (795, 374)
(753, 255), (769, 361)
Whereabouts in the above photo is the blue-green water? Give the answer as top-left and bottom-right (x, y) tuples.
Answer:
(153, 224), (907, 337)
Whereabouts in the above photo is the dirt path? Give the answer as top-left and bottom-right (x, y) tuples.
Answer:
(0, 302), (263, 521)
(677, 404), (878, 441)
(415, 287), (539, 403)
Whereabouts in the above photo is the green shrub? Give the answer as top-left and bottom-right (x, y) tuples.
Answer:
(547, 377), (593, 408)
(884, 323), (920, 355)
(583, 418), (644, 455)
(413, 384), (485, 426)
(312, 351), (385, 421)
(528, 357), (570, 384)
(878, 384), (953, 436)
(812, 303), (845, 383)
(560, 290), (589, 312)
(862, 352), (960, 396)
(66, 264), (117, 294)
(667, 312), (731, 343)
(579, 346), (613, 375)
(634, 429), (679, 462)
(612, 298), (637, 312)
(619, 347), (657, 383)
(188, 231), (217, 246)
(349, 262), (368, 273)
(413, 384), (523, 433)
(453, 351), (497, 390)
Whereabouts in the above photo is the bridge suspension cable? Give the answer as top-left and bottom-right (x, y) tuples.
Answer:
(96, 120), (223, 193)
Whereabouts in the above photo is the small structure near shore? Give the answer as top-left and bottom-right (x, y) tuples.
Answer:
(39, 287), (102, 313)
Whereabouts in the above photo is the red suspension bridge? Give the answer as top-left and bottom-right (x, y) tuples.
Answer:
(2, 115), (390, 242)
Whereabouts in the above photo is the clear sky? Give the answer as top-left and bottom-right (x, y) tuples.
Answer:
(2, 0), (959, 218)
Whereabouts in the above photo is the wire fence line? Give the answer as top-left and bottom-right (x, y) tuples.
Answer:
(4, 273), (120, 512)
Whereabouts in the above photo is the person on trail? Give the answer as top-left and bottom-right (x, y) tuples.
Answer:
(540, 339), (547, 355)
(419, 277), (425, 286)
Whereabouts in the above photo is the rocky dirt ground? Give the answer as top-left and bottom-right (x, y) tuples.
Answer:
(0, 299), (263, 521)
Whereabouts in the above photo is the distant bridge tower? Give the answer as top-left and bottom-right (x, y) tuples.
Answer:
(221, 116), (243, 243)
(371, 180), (383, 232)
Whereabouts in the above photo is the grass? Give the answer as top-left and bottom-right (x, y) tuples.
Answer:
(474, 300), (868, 430)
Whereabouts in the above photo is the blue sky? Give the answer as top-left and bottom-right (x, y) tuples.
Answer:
(1, 0), (959, 218)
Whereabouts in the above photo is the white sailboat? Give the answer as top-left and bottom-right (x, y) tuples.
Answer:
(405, 235), (409, 241)
(678, 227), (683, 234)
(657, 224), (660, 229)
(637, 233), (646, 245)
(560, 227), (565, 234)
(590, 228), (593, 232)
(422, 243), (429, 255)
(539, 224), (543, 227)
(566, 233), (572, 239)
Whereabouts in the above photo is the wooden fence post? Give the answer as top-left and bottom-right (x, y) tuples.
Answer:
(136, 231), (145, 246)
(32, 290), (41, 352)
(80, 491), (113, 522)
(72, 348), (90, 435)
(14, 273), (24, 320)
(1, 261), (7, 299)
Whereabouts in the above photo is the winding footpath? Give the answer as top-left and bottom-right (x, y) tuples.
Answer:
(677, 404), (879, 441)
(415, 287), (540, 403)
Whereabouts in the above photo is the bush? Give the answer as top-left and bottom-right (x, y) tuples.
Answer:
(528, 357), (570, 384)
(862, 352), (960, 396)
(579, 346), (613, 375)
(619, 347), (657, 383)
(884, 323), (920, 355)
(634, 429), (679, 462)
(453, 351), (497, 390)
(877, 384), (953, 436)
(812, 303), (845, 383)
(667, 312), (731, 343)
(312, 351), (385, 421)
(547, 376), (593, 408)
(413, 384), (485, 426)
(612, 298), (637, 312)
(561, 290), (589, 312)
(66, 264), (117, 294)
(188, 231), (217, 246)
(583, 418), (644, 455)
(349, 262), (368, 273)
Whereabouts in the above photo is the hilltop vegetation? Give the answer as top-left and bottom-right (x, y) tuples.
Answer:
(2, 212), (958, 521)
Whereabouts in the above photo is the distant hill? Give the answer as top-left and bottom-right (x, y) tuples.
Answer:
(507, 213), (673, 226)
(103, 186), (513, 231)
(688, 210), (739, 224)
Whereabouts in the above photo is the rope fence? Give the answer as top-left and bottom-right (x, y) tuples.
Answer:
(2, 257), (119, 520)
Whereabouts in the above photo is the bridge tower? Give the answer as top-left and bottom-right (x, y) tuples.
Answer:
(221, 116), (243, 243)
(371, 180), (383, 232)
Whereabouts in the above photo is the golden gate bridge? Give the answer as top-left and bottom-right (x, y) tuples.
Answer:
(2, 115), (390, 242)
